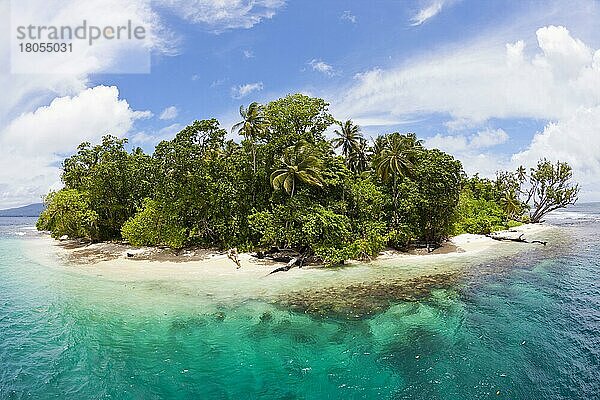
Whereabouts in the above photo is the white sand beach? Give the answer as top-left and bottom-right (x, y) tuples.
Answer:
(23, 223), (555, 302)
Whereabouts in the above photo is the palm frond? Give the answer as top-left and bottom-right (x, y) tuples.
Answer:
(283, 174), (295, 194)
(270, 169), (288, 187)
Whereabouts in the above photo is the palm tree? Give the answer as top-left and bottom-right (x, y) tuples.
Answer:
(270, 141), (324, 197)
(349, 138), (369, 173)
(331, 120), (363, 168)
(516, 165), (527, 182)
(501, 189), (521, 220)
(402, 132), (424, 148)
(373, 134), (415, 182)
(371, 132), (421, 164)
(372, 135), (386, 157)
(373, 133), (419, 224)
(232, 102), (265, 173)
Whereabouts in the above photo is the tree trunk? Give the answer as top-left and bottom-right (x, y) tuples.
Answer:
(392, 175), (399, 226)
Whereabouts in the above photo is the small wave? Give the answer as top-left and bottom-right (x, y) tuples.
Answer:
(12, 232), (26, 236)
(546, 212), (600, 226)
(547, 211), (593, 220)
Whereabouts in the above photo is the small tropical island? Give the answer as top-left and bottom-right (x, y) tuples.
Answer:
(36, 94), (579, 273)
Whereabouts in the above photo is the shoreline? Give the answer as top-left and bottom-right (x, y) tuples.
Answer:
(30, 223), (553, 279)
(22, 223), (557, 317)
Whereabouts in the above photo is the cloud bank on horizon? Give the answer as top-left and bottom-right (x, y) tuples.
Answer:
(1, 0), (600, 208)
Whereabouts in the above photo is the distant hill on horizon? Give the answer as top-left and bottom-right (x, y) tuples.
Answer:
(0, 203), (45, 217)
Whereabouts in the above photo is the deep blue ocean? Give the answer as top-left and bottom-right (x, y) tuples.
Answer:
(0, 205), (598, 399)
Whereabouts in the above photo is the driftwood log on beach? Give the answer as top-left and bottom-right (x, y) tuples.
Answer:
(486, 233), (547, 246)
(268, 256), (302, 275)
(251, 247), (310, 274)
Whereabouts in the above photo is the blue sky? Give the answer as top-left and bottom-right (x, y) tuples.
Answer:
(97, 0), (535, 134)
(2, 0), (600, 207)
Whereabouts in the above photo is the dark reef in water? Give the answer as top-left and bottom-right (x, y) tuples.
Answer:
(278, 272), (462, 319)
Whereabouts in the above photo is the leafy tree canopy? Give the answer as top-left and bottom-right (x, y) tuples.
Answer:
(37, 94), (578, 265)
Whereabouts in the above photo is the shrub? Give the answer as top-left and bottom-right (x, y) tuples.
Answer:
(506, 220), (523, 229)
(36, 189), (99, 240)
(314, 245), (354, 267)
(453, 190), (506, 235)
(386, 225), (413, 250)
(121, 199), (187, 248)
(349, 222), (388, 261)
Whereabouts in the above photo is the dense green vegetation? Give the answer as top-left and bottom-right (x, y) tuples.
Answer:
(37, 94), (579, 265)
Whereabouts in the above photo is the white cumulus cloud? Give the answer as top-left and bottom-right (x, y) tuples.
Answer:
(427, 128), (508, 153)
(159, 106), (179, 120)
(343, 23), (600, 198)
(470, 128), (509, 149)
(425, 128), (511, 178)
(337, 25), (600, 125)
(512, 107), (600, 200)
(309, 59), (336, 76)
(0, 0), (174, 208)
(0, 86), (148, 207)
(341, 11), (356, 24)
(231, 82), (264, 99)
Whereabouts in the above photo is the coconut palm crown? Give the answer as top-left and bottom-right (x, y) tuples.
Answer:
(270, 141), (324, 197)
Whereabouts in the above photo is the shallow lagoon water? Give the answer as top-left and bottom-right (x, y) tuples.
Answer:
(0, 208), (599, 399)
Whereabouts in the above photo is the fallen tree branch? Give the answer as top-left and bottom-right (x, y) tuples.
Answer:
(268, 251), (310, 275)
(268, 256), (300, 275)
(486, 233), (547, 246)
(488, 233), (526, 242)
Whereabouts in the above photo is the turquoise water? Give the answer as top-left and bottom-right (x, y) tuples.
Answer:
(0, 208), (599, 399)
